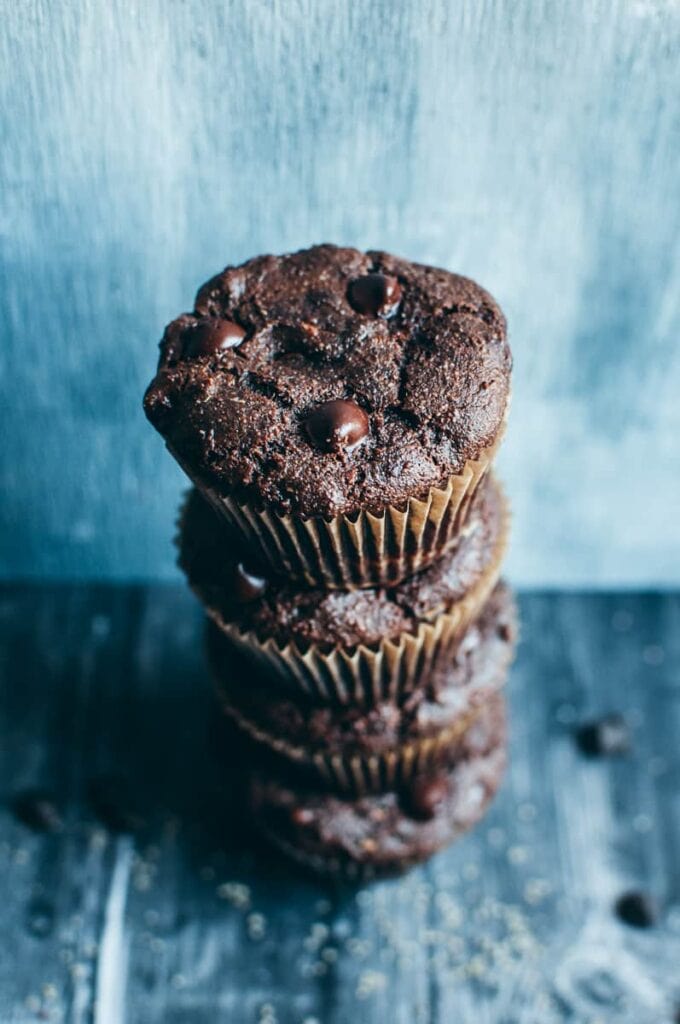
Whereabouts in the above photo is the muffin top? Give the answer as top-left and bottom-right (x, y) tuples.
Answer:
(145, 244), (510, 518)
(179, 474), (507, 650)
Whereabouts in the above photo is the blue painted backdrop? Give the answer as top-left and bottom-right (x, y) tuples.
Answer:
(1, 0), (679, 585)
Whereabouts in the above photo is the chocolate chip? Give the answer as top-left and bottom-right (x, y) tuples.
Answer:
(496, 621), (513, 643)
(614, 890), (658, 928)
(87, 775), (145, 833)
(25, 897), (55, 938)
(231, 562), (267, 603)
(290, 806), (315, 827)
(11, 789), (63, 833)
(348, 273), (402, 317)
(304, 399), (369, 453)
(401, 775), (449, 821)
(575, 714), (631, 757)
(183, 318), (246, 359)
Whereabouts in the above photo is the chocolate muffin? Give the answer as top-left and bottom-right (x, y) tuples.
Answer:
(209, 583), (516, 793)
(181, 476), (509, 704)
(248, 693), (507, 878)
(145, 244), (511, 587)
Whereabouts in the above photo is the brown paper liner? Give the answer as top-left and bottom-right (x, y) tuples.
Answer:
(170, 407), (507, 589)
(249, 743), (507, 880)
(214, 678), (509, 796)
(200, 490), (509, 706)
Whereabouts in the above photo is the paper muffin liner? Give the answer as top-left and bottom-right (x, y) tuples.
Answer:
(248, 743), (507, 880)
(200, 490), (509, 707)
(213, 676), (509, 795)
(170, 408), (507, 590)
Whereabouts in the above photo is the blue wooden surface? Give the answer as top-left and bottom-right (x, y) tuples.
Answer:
(1, 1), (679, 584)
(0, 587), (678, 1022)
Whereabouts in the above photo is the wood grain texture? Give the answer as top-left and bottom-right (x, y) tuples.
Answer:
(1, 0), (679, 584)
(0, 586), (678, 1022)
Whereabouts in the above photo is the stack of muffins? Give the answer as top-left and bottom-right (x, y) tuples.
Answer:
(144, 244), (515, 878)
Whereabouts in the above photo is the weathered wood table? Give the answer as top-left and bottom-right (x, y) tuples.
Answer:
(0, 587), (678, 1023)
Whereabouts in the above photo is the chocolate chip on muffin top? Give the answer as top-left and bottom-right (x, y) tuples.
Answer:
(145, 245), (510, 518)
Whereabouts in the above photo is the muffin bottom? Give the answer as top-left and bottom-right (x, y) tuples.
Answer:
(248, 698), (507, 879)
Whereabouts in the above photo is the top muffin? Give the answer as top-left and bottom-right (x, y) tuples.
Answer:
(144, 244), (511, 519)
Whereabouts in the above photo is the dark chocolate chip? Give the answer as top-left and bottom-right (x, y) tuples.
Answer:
(25, 897), (55, 938)
(290, 806), (315, 827)
(231, 562), (267, 603)
(11, 789), (63, 833)
(496, 621), (513, 643)
(183, 319), (246, 359)
(348, 273), (402, 317)
(575, 714), (631, 757)
(87, 775), (145, 833)
(401, 775), (450, 821)
(304, 399), (369, 453)
(614, 890), (658, 928)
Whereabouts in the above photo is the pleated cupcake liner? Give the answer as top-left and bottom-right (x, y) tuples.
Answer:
(213, 679), (509, 796)
(198, 490), (509, 707)
(248, 743), (507, 880)
(169, 407), (507, 590)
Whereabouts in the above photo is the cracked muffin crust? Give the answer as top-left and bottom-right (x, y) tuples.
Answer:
(144, 244), (511, 519)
